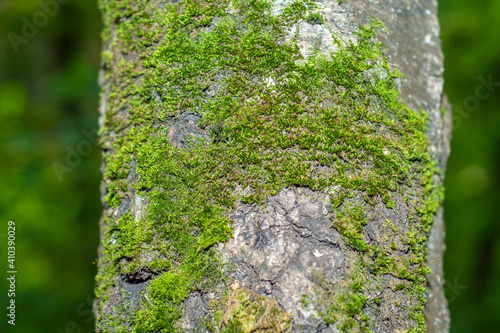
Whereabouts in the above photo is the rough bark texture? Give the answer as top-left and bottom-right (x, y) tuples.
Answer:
(94, 1), (451, 332)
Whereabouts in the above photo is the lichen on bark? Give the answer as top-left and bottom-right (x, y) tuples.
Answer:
(94, 0), (449, 332)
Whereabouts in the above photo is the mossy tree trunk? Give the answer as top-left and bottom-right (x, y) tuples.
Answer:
(94, 1), (451, 332)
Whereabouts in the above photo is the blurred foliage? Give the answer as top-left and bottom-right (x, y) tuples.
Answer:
(0, 0), (102, 332)
(439, 0), (500, 331)
(0, 0), (498, 332)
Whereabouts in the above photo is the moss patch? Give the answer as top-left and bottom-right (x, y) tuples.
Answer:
(221, 288), (292, 333)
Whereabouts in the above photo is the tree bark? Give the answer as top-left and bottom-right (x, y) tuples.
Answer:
(94, 1), (451, 332)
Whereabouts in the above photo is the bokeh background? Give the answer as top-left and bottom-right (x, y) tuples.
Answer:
(0, 0), (498, 332)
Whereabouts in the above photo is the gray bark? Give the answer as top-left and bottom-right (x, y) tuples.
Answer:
(94, 0), (451, 332)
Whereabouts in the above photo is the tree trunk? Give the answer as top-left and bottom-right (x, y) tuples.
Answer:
(94, 1), (451, 332)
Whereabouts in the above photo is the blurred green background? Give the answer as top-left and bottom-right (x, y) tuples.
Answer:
(0, 0), (101, 332)
(0, 0), (498, 332)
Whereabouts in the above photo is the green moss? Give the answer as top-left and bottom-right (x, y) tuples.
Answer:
(319, 272), (370, 332)
(134, 272), (190, 332)
(221, 288), (292, 333)
(332, 206), (369, 251)
(95, 0), (442, 331)
(395, 283), (405, 291)
(300, 294), (310, 308)
(305, 12), (325, 25)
